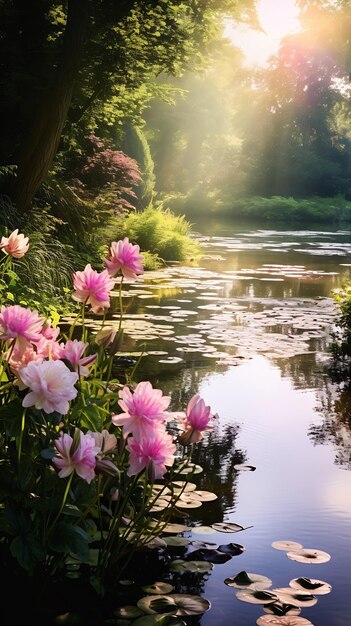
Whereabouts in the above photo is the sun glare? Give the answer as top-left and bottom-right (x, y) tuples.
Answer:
(224, 0), (301, 67)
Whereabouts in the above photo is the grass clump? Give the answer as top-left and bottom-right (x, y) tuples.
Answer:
(108, 203), (201, 268)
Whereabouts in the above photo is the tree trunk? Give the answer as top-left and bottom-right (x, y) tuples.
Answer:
(12, 0), (90, 213)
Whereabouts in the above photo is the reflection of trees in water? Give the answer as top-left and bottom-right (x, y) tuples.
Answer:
(182, 424), (246, 526)
(272, 352), (329, 390)
(311, 376), (351, 469)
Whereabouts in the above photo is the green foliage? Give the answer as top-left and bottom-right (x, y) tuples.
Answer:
(329, 282), (351, 377)
(108, 204), (201, 266)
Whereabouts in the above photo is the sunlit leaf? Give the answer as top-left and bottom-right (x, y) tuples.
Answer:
(286, 549), (331, 564)
(224, 571), (272, 589)
(289, 577), (332, 595)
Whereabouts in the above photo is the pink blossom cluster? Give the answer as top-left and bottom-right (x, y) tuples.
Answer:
(0, 304), (97, 414)
(53, 428), (118, 484)
(111, 382), (215, 480)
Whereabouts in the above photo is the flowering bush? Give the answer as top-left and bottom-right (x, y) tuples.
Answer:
(0, 229), (216, 589)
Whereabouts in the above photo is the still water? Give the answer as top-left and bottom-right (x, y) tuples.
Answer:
(112, 221), (351, 626)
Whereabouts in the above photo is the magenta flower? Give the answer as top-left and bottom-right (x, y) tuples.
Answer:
(59, 339), (97, 377)
(126, 428), (176, 480)
(53, 429), (99, 484)
(20, 360), (79, 415)
(0, 304), (45, 352)
(104, 237), (144, 279)
(178, 394), (214, 446)
(111, 381), (171, 438)
(0, 228), (29, 258)
(72, 263), (115, 314)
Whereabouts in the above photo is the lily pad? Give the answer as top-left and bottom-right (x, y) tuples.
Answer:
(271, 541), (303, 552)
(137, 594), (211, 616)
(186, 548), (232, 563)
(286, 549), (331, 564)
(234, 464), (256, 471)
(163, 536), (190, 547)
(211, 522), (246, 533)
(161, 523), (189, 534)
(141, 582), (174, 595)
(191, 525), (216, 535)
(257, 617), (314, 625)
(175, 497), (202, 509)
(171, 481), (197, 492)
(272, 588), (318, 608)
(174, 462), (203, 476)
(169, 559), (213, 573)
(224, 571), (272, 589)
(264, 602), (301, 616)
(289, 577), (332, 595)
(236, 590), (279, 605)
(218, 543), (246, 556)
(192, 490), (218, 501)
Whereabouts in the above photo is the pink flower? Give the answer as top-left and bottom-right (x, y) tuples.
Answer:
(0, 228), (29, 258)
(88, 429), (118, 476)
(112, 381), (171, 439)
(53, 429), (99, 484)
(178, 394), (214, 446)
(126, 428), (176, 480)
(0, 305), (45, 352)
(41, 320), (60, 341)
(35, 336), (62, 360)
(20, 360), (79, 415)
(72, 263), (115, 314)
(104, 237), (144, 279)
(59, 339), (97, 377)
(6, 345), (43, 389)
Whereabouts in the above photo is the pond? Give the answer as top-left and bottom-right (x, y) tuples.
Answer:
(89, 220), (351, 626)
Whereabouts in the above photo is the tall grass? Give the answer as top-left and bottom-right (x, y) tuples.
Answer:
(107, 203), (201, 266)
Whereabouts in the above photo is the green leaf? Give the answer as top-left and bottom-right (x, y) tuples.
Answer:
(48, 522), (90, 561)
(10, 534), (45, 572)
(81, 404), (103, 430)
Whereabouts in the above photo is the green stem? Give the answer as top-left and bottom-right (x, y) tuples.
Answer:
(118, 277), (124, 331)
(48, 473), (74, 534)
(17, 408), (26, 467)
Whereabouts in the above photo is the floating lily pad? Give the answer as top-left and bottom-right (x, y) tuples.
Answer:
(175, 497), (202, 509)
(234, 464), (256, 471)
(192, 490), (218, 501)
(137, 594), (210, 616)
(236, 590), (279, 605)
(286, 549), (331, 564)
(187, 548), (232, 563)
(174, 462), (203, 476)
(257, 616), (314, 625)
(289, 577), (332, 595)
(171, 481), (197, 492)
(272, 588), (318, 608)
(271, 541), (303, 552)
(224, 571), (272, 589)
(211, 522), (246, 533)
(191, 525), (216, 535)
(169, 559), (213, 573)
(114, 605), (143, 619)
(141, 582), (174, 595)
(218, 543), (245, 556)
(190, 540), (218, 549)
(161, 523), (189, 534)
(163, 536), (190, 547)
(131, 615), (187, 626)
(264, 602), (301, 616)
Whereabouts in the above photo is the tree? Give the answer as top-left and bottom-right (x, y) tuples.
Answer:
(0, 0), (256, 213)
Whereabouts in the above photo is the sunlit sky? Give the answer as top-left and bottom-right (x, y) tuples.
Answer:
(223, 0), (302, 67)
